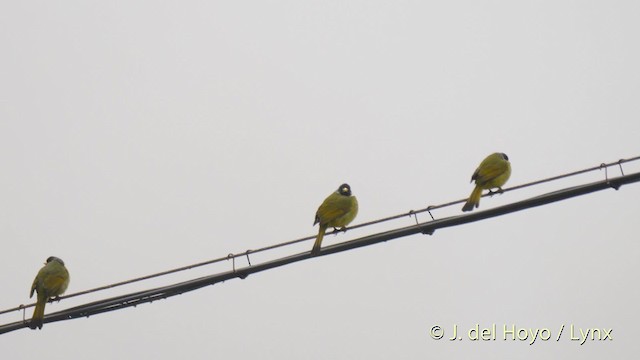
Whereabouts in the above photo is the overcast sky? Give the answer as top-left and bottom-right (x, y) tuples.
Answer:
(1, 1), (639, 359)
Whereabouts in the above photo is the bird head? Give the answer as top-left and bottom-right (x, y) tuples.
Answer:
(45, 256), (65, 266)
(337, 183), (352, 196)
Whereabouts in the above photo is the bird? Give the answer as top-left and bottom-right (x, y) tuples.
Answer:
(29, 256), (70, 330)
(312, 183), (359, 255)
(462, 152), (511, 212)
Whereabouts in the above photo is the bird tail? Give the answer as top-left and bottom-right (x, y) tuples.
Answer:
(462, 186), (483, 212)
(29, 296), (46, 330)
(311, 225), (327, 255)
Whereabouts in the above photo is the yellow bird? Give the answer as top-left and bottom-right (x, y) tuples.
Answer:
(312, 183), (358, 255)
(462, 153), (511, 212)
(29, 256), (70, 330)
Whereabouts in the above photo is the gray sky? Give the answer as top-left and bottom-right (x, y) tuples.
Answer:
(1, 1), (639, 358)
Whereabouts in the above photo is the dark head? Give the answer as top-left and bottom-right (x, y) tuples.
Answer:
(46, 256), (65, 266)
(500, 153), (509, 161)
(337, 183), (352, 196)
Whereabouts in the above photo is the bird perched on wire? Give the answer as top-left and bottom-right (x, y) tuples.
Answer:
(462, 153), (511, 212)
(29, 256), (70, 330)
(312, 183), (359, 255)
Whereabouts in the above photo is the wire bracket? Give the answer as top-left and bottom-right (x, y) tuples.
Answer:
(19, 305), (25, 323)
(228, 253), (236, 272)
(426, 206), (435, 221)
(421, 228), (435, 236)
(600, 163), (620, 190)
(408, 210), (419, 225)
(601, 163), (609, 183)
(245, 250), (252, 267)
(618, 159), (625, 176)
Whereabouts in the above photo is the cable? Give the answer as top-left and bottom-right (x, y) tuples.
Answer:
(2, 169), (639, 334)
(1, 155), (638, 316)
(0, 155), (638, 331)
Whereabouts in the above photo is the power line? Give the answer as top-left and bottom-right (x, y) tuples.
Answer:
(4, 156), (635, 314)
(1, 156), (639, 334)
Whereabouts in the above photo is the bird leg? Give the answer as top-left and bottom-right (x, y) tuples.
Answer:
(331, 227), (348, 235)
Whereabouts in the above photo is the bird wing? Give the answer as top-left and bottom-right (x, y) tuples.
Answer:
(30, 277), (38, 298)
(317, 204), (349, 224)
(475, 163), (507, 186)
(42, 272), (68, 295)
